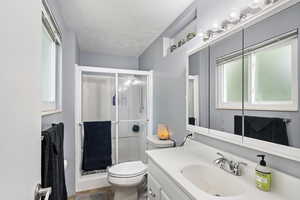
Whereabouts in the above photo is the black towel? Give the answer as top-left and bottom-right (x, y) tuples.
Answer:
(234, 115), (289, 146)
(82, 121), (112, 171)
(42, 123), (67, 200)
(189, 117), (196, 125)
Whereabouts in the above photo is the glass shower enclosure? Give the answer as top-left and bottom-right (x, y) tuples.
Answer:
(75, 66), (153, 191)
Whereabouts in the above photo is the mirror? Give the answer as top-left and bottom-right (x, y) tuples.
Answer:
(209, 32), (244, 136)
(188, 47), (210, 128)
(241, 6), (300, 148)
(186, 3), (300, 151)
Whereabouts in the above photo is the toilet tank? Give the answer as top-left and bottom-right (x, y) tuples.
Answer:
(146, 135), (174, 150)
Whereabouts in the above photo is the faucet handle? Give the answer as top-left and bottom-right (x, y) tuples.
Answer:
(233, 161), (247, 169)
(233, 161), (247, 176)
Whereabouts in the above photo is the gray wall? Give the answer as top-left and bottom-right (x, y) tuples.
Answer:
(139, 2), (202, 142)
(139, 2), (300, 178)
(155, 51), (187, 142)
(79, 51), (139, 70)
(140, 37), (205, 142)
(41, 0), (77, 196)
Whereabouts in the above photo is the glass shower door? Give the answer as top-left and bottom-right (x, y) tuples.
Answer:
(117, 74), (149, 163)
(81, 72), (117, 169)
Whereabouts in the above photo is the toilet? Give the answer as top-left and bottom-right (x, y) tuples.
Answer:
(108, 161), (147, 200)
(108, 135), (174, 200)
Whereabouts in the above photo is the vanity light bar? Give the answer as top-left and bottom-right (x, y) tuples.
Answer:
(201, 0), (282, 42)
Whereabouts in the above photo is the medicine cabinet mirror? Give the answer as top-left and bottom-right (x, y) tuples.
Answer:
(188, 47), (210, 129)
(186, 2), (300, 161)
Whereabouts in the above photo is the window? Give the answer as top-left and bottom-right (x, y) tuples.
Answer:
(217, 35), (298, 111)
(41, 1), (62, 114)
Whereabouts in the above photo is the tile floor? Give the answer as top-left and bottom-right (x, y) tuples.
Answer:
(74, 185), (147, 200)
(75, 188), (113, 200)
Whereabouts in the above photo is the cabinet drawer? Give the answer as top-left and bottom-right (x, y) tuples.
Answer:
(148, 159), (192, 200)
(148, 174), (161, 200)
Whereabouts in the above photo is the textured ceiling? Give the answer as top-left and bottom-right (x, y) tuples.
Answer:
(57, 0), (195, 56)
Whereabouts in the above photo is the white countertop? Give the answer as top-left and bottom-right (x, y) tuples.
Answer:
(146, 139), (300, 200)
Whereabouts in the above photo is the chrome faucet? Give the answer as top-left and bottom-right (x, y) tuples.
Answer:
(213, 152), (229, 168)
(213, 152), (247, 176)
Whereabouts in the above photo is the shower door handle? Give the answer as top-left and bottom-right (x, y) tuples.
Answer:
(34, 184), (52, 200)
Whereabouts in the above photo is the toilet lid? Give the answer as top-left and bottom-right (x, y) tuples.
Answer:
(108, 161), (147, 178)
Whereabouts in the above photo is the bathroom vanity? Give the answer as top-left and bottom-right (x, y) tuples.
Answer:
(146, 139), (300, 200)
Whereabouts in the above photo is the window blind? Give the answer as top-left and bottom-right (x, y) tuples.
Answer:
(216, 29), (298, 65)
(42, 0), (62, 44)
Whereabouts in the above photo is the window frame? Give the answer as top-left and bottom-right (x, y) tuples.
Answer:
(188, 75), (199, 124)
(217, 36), (298, 111)
(41, 1), (62, 115)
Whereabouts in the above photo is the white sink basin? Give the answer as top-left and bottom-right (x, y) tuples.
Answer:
(181, 165), (245, 198)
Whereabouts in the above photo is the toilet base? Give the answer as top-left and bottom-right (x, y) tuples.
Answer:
(114, 186), (138, 200)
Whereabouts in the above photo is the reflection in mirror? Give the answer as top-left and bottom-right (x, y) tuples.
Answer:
(241, 26), (300, 148)
(186, 3), (300, 156)
(210, 32), (243, 136)
(188, 47), (210, 128)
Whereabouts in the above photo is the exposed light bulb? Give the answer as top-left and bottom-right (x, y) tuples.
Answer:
(264, 0), (276, 6)
(132, 80), (143, 86)
(249, 0), (265, 9)
(132, 80), (139, 85)
(212, 23), (219, 32)
(124, 79), (132, 86)
(202, 32), (211, 41)
(225, 23), (235, 30)
(198, 32), (204, 38)
(228, 11), (240, 22)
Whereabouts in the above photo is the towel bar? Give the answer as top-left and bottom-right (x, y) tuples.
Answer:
(79, 121), (118, 126)
(78, 120), (148, 126)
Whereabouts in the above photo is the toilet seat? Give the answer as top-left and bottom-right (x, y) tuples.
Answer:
(108, 161), (147, 178)
(108, 161), (147, 187)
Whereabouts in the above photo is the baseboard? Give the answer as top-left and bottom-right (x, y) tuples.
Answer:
(69, 187), (112, 199)
(76, 173), (110, 192)
(76, 186), (112, 195)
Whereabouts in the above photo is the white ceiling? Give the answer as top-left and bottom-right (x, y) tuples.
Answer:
(57, 0), (195, 57)
(57, 0), (255, 57)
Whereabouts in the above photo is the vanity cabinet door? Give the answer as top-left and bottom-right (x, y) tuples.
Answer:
(148, 174), (161, 200)
(161, 190), (171, 200)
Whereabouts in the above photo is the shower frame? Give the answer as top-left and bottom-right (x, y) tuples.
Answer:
(75, 65), (153, 192)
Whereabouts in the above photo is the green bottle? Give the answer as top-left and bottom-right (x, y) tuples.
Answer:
(256, 155), (272, 192)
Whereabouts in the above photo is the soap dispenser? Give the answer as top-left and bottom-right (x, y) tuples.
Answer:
(256, 155), (272, 192)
